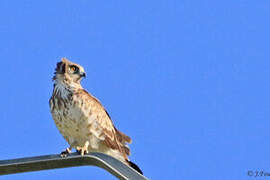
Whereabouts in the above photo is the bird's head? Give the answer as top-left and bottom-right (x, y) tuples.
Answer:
(53, 58), (86, 84)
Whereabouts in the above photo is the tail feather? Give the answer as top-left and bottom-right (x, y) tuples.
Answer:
(128, 160), (143, 175)
(116, 129), (132, 143)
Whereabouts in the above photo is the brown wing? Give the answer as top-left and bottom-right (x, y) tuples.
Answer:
(76, 89), (131, 159)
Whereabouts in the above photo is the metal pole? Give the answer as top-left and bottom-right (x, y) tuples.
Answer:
(0, 152), (148, 180)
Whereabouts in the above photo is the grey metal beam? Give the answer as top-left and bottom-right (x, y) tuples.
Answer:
(0, 152), (148, 180)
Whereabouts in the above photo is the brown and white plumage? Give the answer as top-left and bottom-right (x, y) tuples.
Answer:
(49, 58), (142, 174)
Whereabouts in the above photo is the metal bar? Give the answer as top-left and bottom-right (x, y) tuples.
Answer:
(0, 152), (148, 180)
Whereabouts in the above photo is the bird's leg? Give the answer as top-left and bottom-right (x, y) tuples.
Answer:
(76, 141), (89, 156)
(60, 146), (72, 157)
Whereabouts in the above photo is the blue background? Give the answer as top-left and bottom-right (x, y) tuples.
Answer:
(0, 1), (269, 179)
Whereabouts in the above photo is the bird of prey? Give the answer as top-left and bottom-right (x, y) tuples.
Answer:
(49, 58), (142, 174)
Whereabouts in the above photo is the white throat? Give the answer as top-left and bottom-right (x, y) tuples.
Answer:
(54, 81), (82, 99)
(53, 80), (72, 99)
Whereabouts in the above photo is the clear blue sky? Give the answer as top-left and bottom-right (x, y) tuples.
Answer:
(0, 0), (269, 180)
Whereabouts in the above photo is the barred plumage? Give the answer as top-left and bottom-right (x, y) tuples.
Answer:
(49, 58), (142, 174)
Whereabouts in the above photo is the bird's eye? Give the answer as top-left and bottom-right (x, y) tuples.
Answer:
(69, 65), (78, 73)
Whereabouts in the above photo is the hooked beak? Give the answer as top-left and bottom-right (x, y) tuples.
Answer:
(80, 72), (86, 78)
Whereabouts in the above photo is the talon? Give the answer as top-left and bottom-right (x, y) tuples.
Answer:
(76, 141), (89, 156)
(76, 147), (88, 156)
(60, 151), (68, 157)
(60, 148), (72, 157)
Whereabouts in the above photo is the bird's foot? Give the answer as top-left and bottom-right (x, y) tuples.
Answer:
(76, 141), (89, 156)
(60, 147), (72, 157)
(76, 146), (89, 156)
